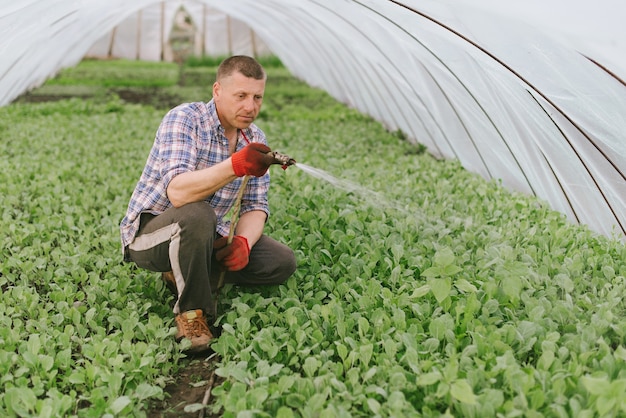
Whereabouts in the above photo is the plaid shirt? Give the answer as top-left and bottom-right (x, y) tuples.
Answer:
(120, 100), (270, 257)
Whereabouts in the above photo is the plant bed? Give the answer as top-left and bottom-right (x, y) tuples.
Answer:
(1, 58), (625, 417)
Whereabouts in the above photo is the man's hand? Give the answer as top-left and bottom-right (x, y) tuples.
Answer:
(214, 235), (250, 271)
(231, 143), (276, 177)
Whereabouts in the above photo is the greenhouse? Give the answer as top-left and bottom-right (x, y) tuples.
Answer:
(1, 0), (626, 416)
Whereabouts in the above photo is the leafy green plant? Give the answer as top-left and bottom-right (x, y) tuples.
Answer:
(185, 54), (283, 68)
(47, 59), (179, 87)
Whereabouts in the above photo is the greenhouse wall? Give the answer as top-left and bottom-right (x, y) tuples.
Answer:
(1, 0), (625, 241)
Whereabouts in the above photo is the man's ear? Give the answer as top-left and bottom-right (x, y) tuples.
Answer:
(212, 81), (220, 98)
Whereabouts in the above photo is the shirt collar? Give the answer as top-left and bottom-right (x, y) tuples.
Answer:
(207, 98), (254, 143)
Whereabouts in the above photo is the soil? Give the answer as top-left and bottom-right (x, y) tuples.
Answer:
(146, 350), (225, 418)
(16, 87), (184, 111)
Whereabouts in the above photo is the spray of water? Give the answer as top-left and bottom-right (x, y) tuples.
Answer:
(294, 163), (410, 214)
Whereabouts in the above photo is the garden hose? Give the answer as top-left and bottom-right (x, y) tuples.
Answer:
(217, 175), (249, 291)
(213, 151), (295, 318)
(212, 175), (248, 320)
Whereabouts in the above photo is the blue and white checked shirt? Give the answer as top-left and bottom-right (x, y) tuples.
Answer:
(120, 99), (270, 257)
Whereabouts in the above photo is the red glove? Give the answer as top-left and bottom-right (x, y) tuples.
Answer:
(214, 235), (250, 271)
(231, 143), (275, 177)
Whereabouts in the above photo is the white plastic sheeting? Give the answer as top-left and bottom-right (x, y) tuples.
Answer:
(1, 0), (625, 240)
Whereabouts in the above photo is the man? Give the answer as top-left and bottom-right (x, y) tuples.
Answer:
(120, 55), (297, 353)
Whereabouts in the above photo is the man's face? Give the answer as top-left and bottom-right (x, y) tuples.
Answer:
(213, 72), (266, 133)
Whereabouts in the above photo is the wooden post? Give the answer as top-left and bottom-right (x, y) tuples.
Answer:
(251, 29), (257, 58)
(136, 9), (142, 60)
(160, 1), (165, 61)
(201, 4), (207, 56)
(226, 15), (232, 55)
(107, 26), (117, 58)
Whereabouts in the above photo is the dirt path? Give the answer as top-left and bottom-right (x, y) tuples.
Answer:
(147, 352), (224, 417)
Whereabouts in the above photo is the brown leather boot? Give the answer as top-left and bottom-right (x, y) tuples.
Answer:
(175, 309), (213, 353)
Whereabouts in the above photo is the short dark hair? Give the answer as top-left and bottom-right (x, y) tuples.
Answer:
(216, 55), (266, 81)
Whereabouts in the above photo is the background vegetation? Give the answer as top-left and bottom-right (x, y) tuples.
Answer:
(1, 58), (625, 417)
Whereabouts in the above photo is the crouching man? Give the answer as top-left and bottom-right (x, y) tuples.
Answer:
(120, 55), (296, 353)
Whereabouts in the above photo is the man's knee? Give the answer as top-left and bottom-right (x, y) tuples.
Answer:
(263, 244), (297, 284)
(176, 201), (216, 222)
(226, 238), (297, 285)
(277, 249), (297, 283)
(175, 202), (217, 236)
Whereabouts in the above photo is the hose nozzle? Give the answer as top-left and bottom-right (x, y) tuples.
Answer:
(268, 151), (296, 170)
